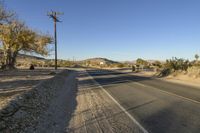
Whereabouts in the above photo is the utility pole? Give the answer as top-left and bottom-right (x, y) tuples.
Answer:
(47, 11), (63, 70)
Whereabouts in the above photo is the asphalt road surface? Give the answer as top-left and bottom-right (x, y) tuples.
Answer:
(87, 69), (200, 133)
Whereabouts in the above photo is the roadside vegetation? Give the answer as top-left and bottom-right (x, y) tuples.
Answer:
(0, 2), (199, 75)
(15, 56), (77, 68)
(0, 2), (52, 70)
(133, 55), (200, 79)
(162, 55), (200, 78)
(81, 58), (130, 68)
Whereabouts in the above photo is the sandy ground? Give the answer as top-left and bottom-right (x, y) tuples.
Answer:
(0, 69), (59, 110)
(2, 67), (199, 132)
(104, 67), (200, 87)
(31, 70), (78, 133)
(67, 70), (144, 133)
(129, 70), (200, 88)
(162, 75), (200, 88)
(29, 69), (145, 133)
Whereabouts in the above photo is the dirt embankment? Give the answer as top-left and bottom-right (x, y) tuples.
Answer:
(0, 70), (71, 133)
(0, 69), (55, 110)
(131, 68), (200, 87)
(162, 68), (200, 87)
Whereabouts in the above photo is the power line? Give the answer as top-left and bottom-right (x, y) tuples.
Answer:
(47, 11), (63, 70)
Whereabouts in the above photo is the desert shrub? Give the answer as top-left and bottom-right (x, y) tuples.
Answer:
(117, 63), (125, 68)
(191, 60), (200, 67)
(187, 66), (200, 76)
(136, 58), (148, 66)
(152, 61), (162, 68)
(158, 68), (171, 77)
(164, 57), (191, 71)
(159, 57), (191, 77)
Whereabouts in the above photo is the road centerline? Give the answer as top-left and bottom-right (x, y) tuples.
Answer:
(133, 82), (200, 104)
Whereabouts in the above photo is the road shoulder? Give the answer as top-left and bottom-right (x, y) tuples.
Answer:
(67, 70), (147, 133)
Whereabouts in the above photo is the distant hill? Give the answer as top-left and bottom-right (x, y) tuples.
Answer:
(83, 57), (119, 64)
(0, 50), (45, 61)
(17, 54), (45, 60)
(125, 60), (165, 64)
(0, 50), (130, 68)
(79, 57), (124, 68)
(0, 50), (47, 67)
(16, 54), (46, 67)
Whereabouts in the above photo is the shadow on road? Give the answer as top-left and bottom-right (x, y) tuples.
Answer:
(82, 69), (200, 133)
(81, 69), (152, 89)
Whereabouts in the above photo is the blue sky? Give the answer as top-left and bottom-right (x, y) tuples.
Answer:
(5, 0), (200, 61)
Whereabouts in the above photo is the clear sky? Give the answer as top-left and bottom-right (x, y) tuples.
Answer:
(4, 0), (200, 61)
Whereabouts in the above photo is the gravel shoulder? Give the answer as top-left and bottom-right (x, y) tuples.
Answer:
(67, 70), (145, 133)
(0, 69), (56, 110)
(29, 69), (145, 133)
(1, 68), (146, 132)
(31, 70), (78, 133)
(0, 69), (62, 132)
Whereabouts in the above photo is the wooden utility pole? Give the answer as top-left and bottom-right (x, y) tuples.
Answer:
(47, 11), (63, 70)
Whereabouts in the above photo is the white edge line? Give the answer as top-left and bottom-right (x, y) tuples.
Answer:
(86, 71), (149, 133)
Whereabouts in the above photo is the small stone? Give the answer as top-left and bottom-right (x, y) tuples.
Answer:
(26, 75), (31, 78)
(0, 120), (6, 130)
(49, 72), (56, 75)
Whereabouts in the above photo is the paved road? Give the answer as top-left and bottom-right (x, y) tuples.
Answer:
(87, 69), (200, 133)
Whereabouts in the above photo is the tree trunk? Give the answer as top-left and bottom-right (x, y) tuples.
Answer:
(2, 49), (17, 70)
(10, 51), (18, 68)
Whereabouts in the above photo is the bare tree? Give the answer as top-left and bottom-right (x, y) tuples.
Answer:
(0, 2), (14, 23)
